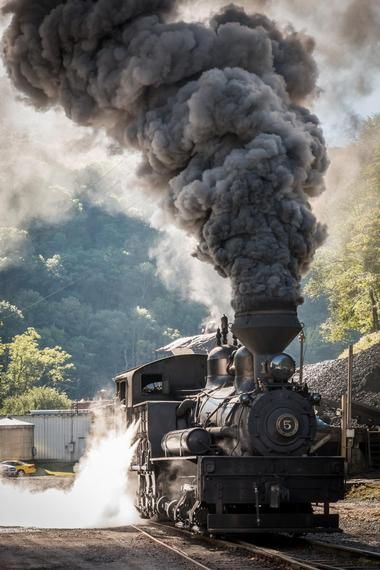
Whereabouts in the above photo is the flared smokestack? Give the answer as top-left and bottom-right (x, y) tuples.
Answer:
(232, 308), (301, 355)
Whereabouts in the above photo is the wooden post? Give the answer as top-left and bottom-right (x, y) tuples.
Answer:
(341, 393), (347, 460)
(346, 345), (354, 468)
(347, 344), (353, 429)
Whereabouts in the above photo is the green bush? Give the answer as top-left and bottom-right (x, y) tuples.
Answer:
(0, 386), (71, 415)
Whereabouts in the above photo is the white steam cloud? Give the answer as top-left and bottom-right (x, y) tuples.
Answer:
(150, 226), (232, 321)
(0, 411), (139, 528)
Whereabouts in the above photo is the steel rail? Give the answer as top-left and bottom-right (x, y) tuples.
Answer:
(147, 521), (380, 570)
(130, 524), (212, 570)
(227, 539), (321, 570)
(148, 522), (321, 570)
(237, 537), (380, 570)
(301, 537), (380, 561)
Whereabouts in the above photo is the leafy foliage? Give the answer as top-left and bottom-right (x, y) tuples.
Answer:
(1, 386), (71, 415)
(306, 116), (380, 342)
(0, 328), (73, 407)
(285, 292), (345, 364)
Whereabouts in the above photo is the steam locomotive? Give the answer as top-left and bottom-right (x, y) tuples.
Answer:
(115, 309), (345, 534)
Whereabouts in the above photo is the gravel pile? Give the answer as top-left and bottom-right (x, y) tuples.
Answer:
(299, 343), (380, 409)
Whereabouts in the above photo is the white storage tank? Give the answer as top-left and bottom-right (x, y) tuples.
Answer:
(0, 417), (34, 461)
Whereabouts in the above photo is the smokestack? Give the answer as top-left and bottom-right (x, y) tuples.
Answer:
(232, 308), (302, 355)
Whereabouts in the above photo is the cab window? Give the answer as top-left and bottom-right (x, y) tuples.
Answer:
(119, 380), (126, 402)
(141, 374), (163, 394)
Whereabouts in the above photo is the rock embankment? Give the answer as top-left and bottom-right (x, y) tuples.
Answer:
(301, 343), (380, 409)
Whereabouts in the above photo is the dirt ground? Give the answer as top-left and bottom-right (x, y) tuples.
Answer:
(329, 500), (380, 547)
(0, 527), (203, 570)
(0, 476), (379, 569)
(323, 477), (380, 550)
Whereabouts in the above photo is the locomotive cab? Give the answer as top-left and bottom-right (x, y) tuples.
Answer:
(115, 353), (207, 408)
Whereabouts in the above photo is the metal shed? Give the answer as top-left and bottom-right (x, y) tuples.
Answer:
(16, 411), (93, 462)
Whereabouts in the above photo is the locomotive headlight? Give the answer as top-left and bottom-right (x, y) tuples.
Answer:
(269, 353), (296, 381)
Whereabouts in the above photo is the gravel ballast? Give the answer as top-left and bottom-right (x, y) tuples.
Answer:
(300, 343), (380, 409)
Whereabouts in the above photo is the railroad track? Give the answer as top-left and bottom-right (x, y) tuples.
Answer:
(294, 537), (380, 570)
(130, 524), (211, 569)
(131, 522), (276, 569)
(134, 521), (380, 570)
(236, 536), (380, 570)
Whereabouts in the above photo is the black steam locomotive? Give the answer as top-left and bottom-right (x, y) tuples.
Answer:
(115, 309), (345, 534)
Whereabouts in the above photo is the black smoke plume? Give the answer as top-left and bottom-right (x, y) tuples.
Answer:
(2, 0), (328, 313)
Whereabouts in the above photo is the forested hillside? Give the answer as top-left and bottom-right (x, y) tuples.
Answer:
(0, 201), (205, 398)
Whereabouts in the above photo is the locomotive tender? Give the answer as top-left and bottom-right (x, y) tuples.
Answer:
(115, 308), (345, 534)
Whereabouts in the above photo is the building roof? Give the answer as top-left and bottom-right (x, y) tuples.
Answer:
(0, 416), (34, 427)
(114, 352), (207, 381)
(157, 333), (217, 355)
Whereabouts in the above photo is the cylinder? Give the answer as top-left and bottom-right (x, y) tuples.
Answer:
(161, 428), (212, 456)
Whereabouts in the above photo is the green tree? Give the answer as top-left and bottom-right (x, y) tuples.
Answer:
(0, 386), (71, 415)
(306, 117), (380, 342)
(0, 328), (74, 404)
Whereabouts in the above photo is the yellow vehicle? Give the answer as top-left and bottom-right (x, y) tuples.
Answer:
(1, 460), (37, 476)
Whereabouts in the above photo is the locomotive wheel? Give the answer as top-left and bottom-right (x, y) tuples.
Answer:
(190, 502), (208, 532)
(136, 469), (172, 520)
(154, 496), (170, 522)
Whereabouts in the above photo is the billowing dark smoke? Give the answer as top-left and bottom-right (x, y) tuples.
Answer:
(2, 0), (328, 313)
